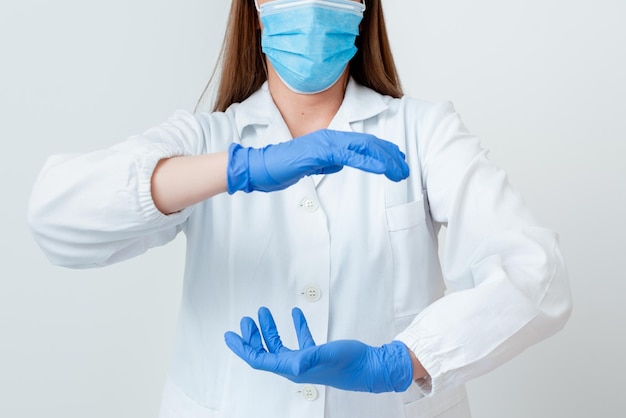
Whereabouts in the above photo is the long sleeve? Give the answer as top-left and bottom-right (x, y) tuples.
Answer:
(395, 102), (572, 395)
(27, 110), (206, 268)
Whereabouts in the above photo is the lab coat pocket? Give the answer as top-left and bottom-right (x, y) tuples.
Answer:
(386, 199), (425, 232)
(386, 197), (445, 321)
(403, 386), (470, 418)
(159, 377), (219, 418)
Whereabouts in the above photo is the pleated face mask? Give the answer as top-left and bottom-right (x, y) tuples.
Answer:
(255, 0), (365, 94)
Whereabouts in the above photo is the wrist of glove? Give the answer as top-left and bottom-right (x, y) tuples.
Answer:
(227, 129), (410, 194)
(224, 307), (413, 393)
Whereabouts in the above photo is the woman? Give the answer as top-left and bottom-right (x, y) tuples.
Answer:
(28, 0), (572, 417)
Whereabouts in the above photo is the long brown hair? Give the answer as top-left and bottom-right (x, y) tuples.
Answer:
(198, 0), (403, 112)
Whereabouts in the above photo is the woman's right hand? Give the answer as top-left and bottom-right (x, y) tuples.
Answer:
(227, 129), (410, 193)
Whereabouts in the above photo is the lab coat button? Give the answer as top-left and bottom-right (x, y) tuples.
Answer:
(300, 197), (319, 212)
(301, 385), (318, 401)
(303, 285), (322, 302)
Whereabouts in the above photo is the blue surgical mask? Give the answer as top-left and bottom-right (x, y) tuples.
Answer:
(255, 0), (365, 94)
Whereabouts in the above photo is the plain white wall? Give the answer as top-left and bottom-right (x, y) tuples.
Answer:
(1, 0), (624, 417)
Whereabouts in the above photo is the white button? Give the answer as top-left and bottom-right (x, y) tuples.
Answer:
(301, 385), (318, 401)
(300, 197), (319, 212)
(303, 285), (322, 302)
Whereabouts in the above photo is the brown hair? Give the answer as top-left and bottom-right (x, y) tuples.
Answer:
(198, 0), (403, 112)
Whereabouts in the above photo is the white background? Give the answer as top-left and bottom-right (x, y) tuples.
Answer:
(1, 0), (624, 416)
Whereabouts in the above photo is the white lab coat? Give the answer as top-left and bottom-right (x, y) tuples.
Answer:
(28, 79), (572, 418)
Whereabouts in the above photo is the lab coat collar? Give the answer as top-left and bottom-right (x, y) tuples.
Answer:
(339, 77), (390, 125)
(234, 77), (390, 138)
(234, 82), (280, 138)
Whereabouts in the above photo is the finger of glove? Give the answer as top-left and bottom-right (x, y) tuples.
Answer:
(375, 142), (410, 179)
(333, 149), (389, 178)
(240, 316), (265, 352)
(369, 138), (407, 166)
(317, 164), (343, 175)
(333, 133), (409, 180)
(348, 141), (409, 181)
(335, 150), (407, 181)
(224, 330), (241, 351)
(292, 307), (316, 349)
(224, 331), (271, 370)
(225, 330), (299, 375)
(339, 132), (406, 163)
(224, 331), (255, 363)
(258, 307), (289, 354)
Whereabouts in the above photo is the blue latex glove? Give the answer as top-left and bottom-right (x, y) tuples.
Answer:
(224, 307), (413, 393)
(227, 129), (409, 193)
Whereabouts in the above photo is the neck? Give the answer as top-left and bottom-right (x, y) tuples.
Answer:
(267, 63), (349, 138)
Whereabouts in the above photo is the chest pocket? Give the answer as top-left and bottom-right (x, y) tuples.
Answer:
(385, 187), (445, 334)
(386, 199), (426, 232)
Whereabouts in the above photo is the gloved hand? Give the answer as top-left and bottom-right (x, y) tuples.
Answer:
(227, 129), (409, 193)
(224, 307), (413, 393)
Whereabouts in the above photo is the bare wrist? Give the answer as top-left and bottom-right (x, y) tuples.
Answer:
(408, 349), (429, 381)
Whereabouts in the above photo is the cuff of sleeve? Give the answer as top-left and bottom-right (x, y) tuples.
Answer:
(137, 146), (193, 223)
(395, 330), (444, 397)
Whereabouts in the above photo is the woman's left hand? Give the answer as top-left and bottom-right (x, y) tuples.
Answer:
(224, 307), (413, 393)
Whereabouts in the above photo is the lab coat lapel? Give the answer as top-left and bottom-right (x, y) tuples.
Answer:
(235, 82), (293, 147)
